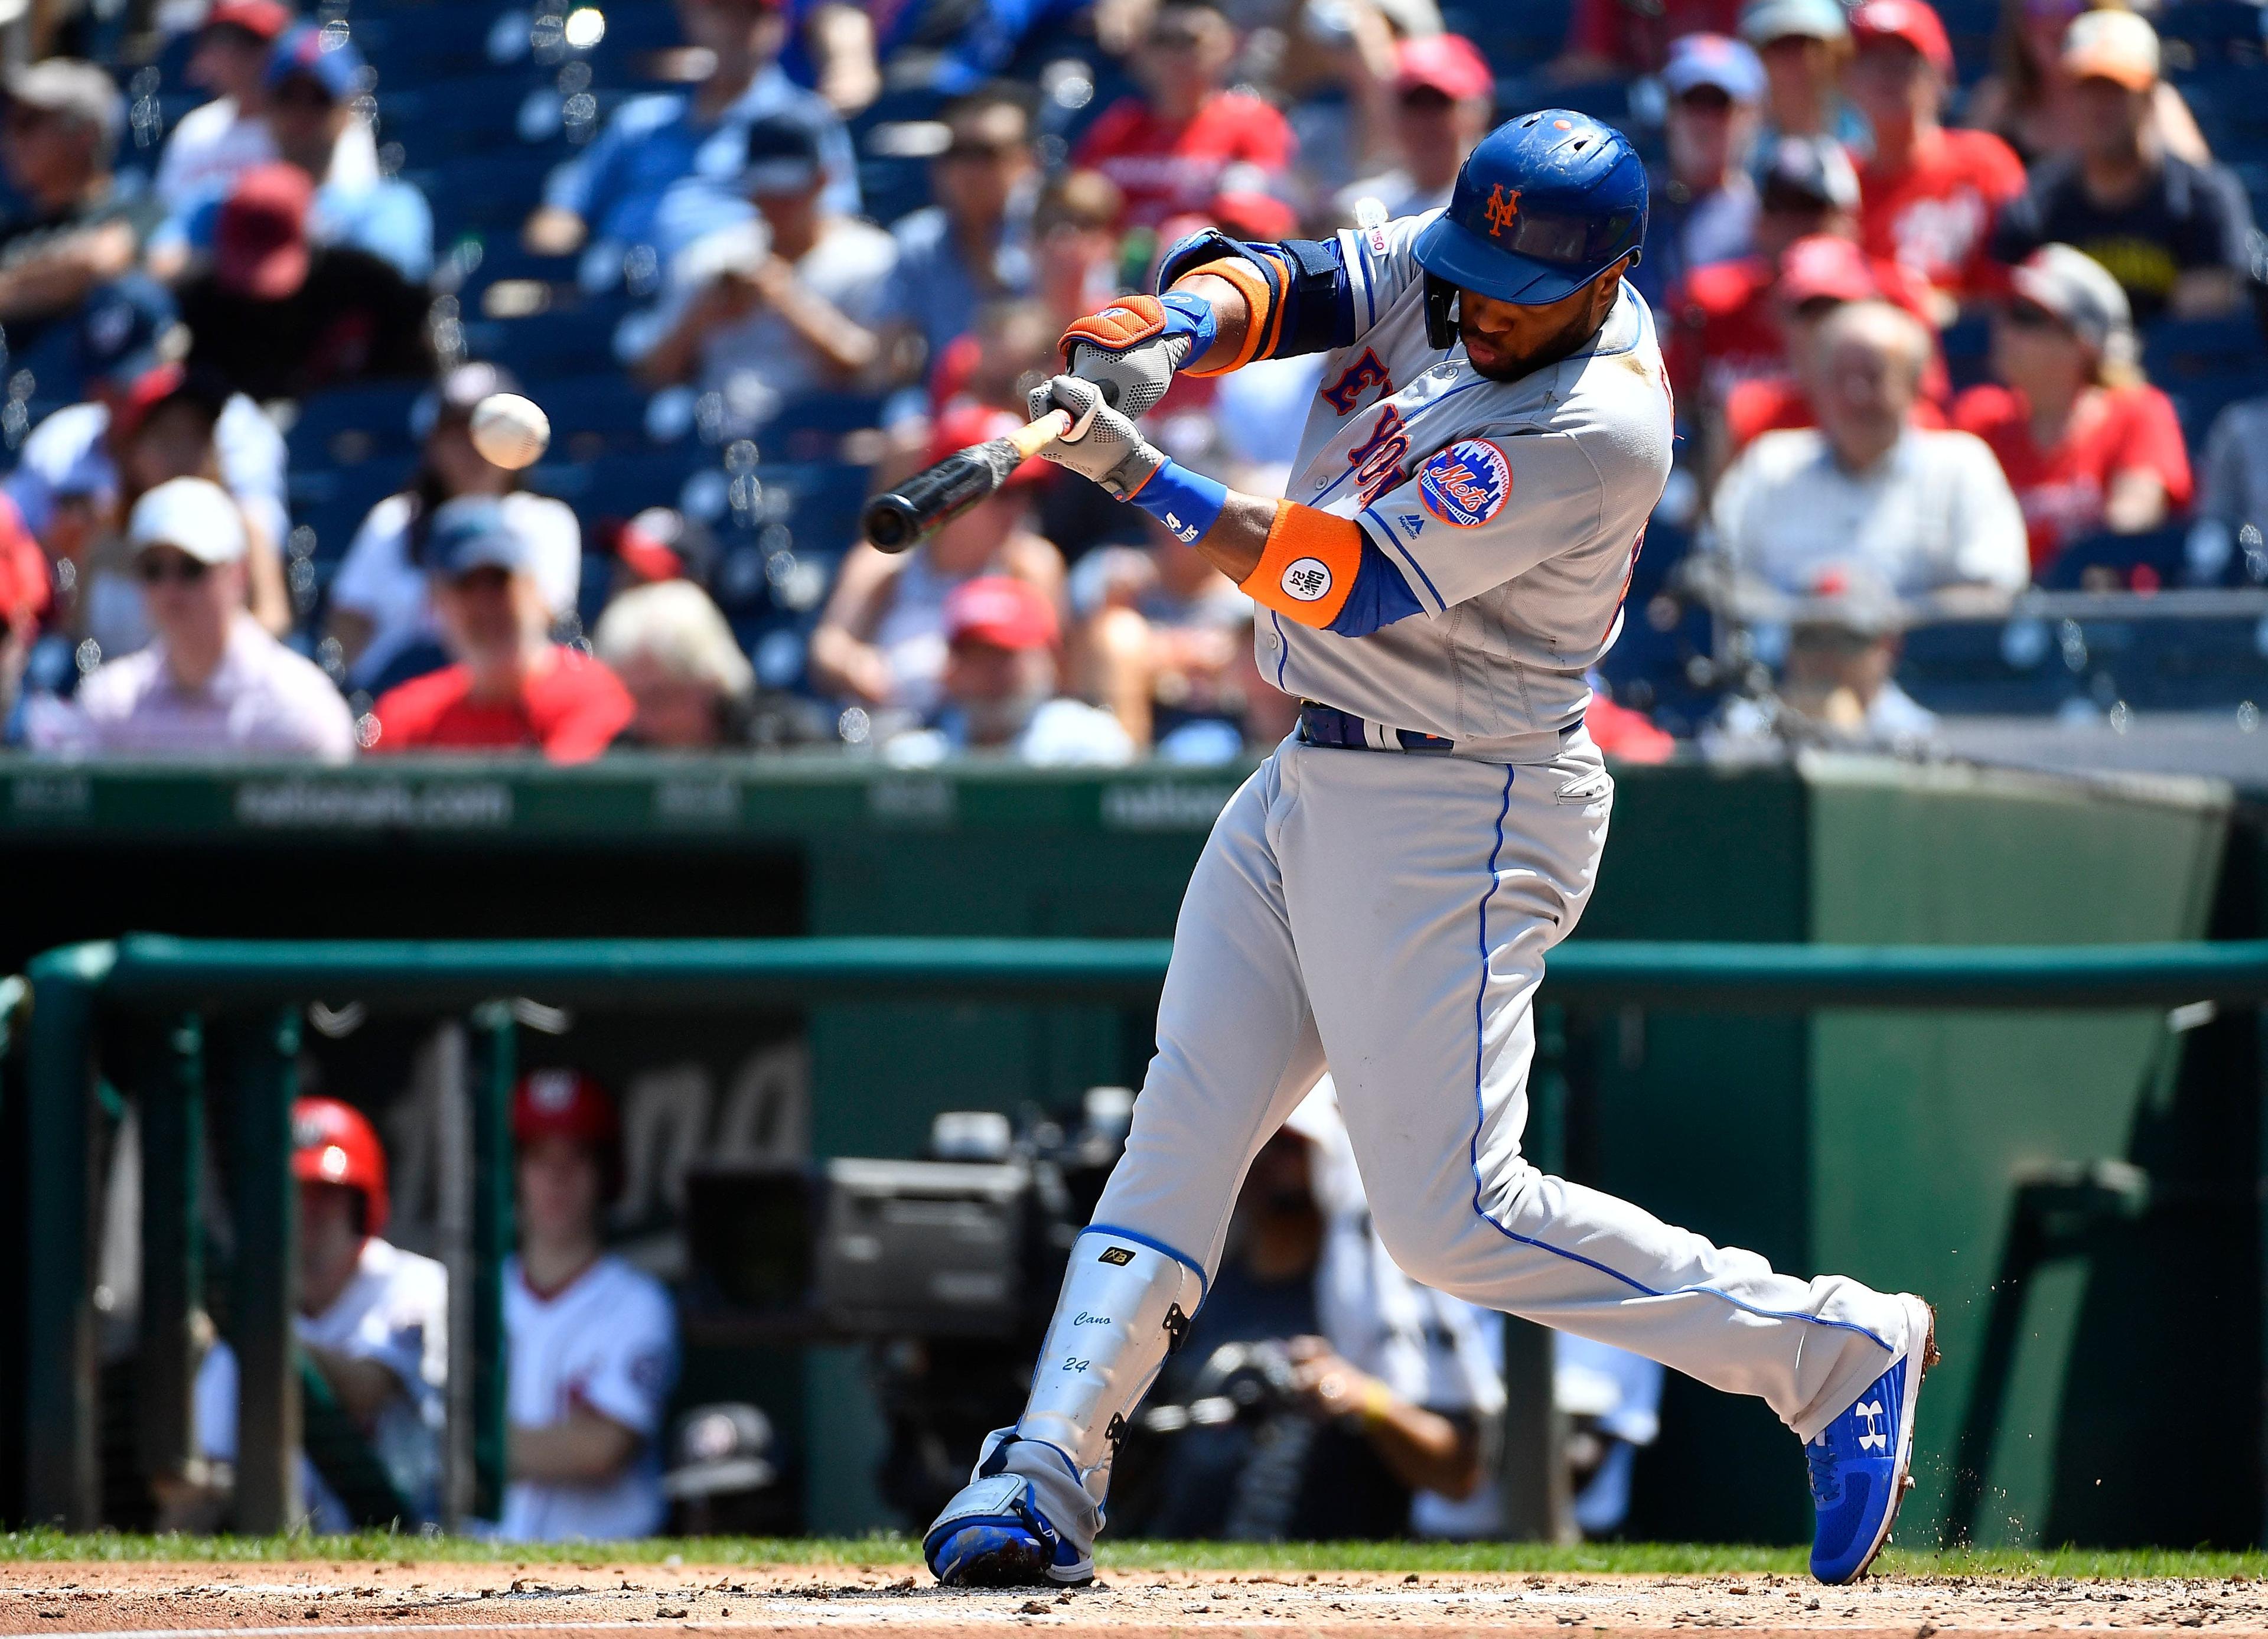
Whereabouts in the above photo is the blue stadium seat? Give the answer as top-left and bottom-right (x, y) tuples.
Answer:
(461, 290), (637, 377)
(2034, 526), (2188, 592)
(414, 149), (568, 241)
(286, 383), (428, 474)
(530, 446), (713, 525)
(291, 464), (415, 561)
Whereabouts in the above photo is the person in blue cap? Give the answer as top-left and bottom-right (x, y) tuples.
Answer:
(918, 106), (1940, 1594)
(1637, 32), (1767, 307)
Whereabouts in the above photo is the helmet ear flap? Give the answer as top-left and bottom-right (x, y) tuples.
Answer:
(1424, 272), (1459, 350)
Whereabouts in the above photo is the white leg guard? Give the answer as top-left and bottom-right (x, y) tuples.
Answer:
(1015, 1227), (1205, 1504)
(925, 1229), (1204, 1587)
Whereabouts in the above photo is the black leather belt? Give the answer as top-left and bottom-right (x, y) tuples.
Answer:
(1296, 702), (1456, 754)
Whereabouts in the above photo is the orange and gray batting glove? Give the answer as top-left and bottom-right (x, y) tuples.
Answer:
(1055, 292), (1220, 422)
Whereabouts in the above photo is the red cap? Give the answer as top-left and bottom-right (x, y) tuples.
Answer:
(292, 1096), (389, 1237)
(1849, 0), (1953, 74)
(928, 401), (1047, 485)
(204, 0), (293, 41)
(945, 574), (1059, 651)
(1774, 234), (1879, 305)
(513, 1069), (621, 1152)
(216, 162), (312, 300)
(513, 1070), (624, 1194)
(1394, 32), (1493, 100)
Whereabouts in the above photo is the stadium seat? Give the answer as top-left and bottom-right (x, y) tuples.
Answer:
(286, 383), (428, 474)
(2035, 526), (2189, 592)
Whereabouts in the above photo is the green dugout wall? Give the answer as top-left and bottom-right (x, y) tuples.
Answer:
(0, 753), (2253, 1546)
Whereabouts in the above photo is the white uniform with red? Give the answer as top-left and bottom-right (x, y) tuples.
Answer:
(194, 1236), (447, 1530)
(496, 1252), (679, 1541)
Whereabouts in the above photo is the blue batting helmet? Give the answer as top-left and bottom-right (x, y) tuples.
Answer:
(1413, 110), (1648, 309)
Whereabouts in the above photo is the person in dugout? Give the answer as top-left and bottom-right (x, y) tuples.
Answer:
(491, 1070), (680, 1541)
(162, 1097), (448, 1532)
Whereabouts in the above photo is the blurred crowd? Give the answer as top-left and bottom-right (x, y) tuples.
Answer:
(0, 0), (2262, 766)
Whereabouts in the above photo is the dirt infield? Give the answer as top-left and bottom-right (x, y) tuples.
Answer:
(2, 1559), (2262, 1637)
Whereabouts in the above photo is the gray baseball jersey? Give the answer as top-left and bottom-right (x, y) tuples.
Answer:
(1259, 211), (1675, 751)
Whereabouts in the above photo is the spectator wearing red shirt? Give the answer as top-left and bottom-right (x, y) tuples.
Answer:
(1845, 0), (2026, 314)
(1555, 0), (1742, 80)
(372, 498), (634, 762)
(1071, 0), (1293, 229)
(1952, 243), (2191, 575)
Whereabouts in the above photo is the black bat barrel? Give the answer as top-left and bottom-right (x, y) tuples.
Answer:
(861, 438), (1018, 553)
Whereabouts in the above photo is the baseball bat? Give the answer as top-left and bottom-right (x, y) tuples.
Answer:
(862, 408), (1071, 553)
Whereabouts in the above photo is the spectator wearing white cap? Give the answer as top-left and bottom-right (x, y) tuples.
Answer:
(31, 477), (355, 760)
(1953, 243), (2191, 577)
(1738, 0), (1867, 157)
(1712, 301), (2030, 602)
(1991, 9), (2256, 324)
(591, 579), (757, 750)
(369, 498), (633, 762)
(1965, 0), (2208, 171)
(0, 59), (161, 348)
(1640, 34), (1767, 308)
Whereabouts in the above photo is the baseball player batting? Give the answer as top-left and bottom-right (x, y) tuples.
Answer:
(923, 112), (1937, 1590)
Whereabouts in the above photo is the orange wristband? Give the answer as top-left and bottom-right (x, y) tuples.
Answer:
(1238, 500), (1363, 628)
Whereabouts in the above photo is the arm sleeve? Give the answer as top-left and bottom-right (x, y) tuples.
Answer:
(571, 1283), (679, 1438)
(1946, 435), (2033, 590)
(1351, 429), (1611, 613)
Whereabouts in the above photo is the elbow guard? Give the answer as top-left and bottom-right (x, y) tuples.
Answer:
(1158, 230), (1355, 372)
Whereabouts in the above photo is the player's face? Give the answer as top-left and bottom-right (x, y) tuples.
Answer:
(518, 1133), (604, 1246)
(1456, 262), (1629, 382)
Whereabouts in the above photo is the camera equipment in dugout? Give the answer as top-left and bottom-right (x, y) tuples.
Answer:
(682, 1090), (1136, 1522)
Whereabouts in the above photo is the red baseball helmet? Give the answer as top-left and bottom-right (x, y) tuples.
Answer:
(292, 1096), (389, 1236)
(513, 1070), (624, 1192)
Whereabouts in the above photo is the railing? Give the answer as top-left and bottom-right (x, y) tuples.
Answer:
(14, 934), (2268, 1540)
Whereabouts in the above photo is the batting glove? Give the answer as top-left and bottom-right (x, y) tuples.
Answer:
(1028, 374), (1166, 500)
(1056, 293), (1217, 421)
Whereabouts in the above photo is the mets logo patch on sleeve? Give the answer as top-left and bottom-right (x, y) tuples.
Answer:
(1416, 439), (1511, 528)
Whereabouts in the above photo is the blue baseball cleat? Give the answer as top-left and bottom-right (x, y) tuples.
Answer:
(924, 1432), (1097, 1588)
(1807, 1295), (1938, 1585)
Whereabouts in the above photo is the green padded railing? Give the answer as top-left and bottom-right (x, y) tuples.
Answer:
(16, 933), (2268, 1538)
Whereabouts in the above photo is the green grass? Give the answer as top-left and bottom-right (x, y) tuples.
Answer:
(1, 1531), (2262, 1580)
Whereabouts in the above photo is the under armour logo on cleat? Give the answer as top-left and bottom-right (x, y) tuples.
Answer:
(1856, 1399), (1887, 1452)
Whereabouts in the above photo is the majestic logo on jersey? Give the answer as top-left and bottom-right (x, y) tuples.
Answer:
(1397, 513), (1425, 540)
(1280, 557), (1334, 602)
(1321, 348), (1391, 416)
(1418, 440), (1511, 527)
(1347, 405), (1410, 509)
(1483, 185), (1523, 237)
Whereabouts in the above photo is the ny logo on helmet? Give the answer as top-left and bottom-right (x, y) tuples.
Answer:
(1483, 184), (1522, 238)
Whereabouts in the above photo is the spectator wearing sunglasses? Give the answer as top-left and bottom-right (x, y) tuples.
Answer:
(1338, 34), (1494, 224)
(32, 477), (354, 759)
(876, 83), (1038, 369)
(1953, 243), (2189, 576)
(1637, 34), (1765, 309)
(369, 499), (633, 761)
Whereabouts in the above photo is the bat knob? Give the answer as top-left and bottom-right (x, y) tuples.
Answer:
(862, 494), (920, 553)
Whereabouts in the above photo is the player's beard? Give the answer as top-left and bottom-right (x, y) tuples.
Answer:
(1459, 297), (1612, 382)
